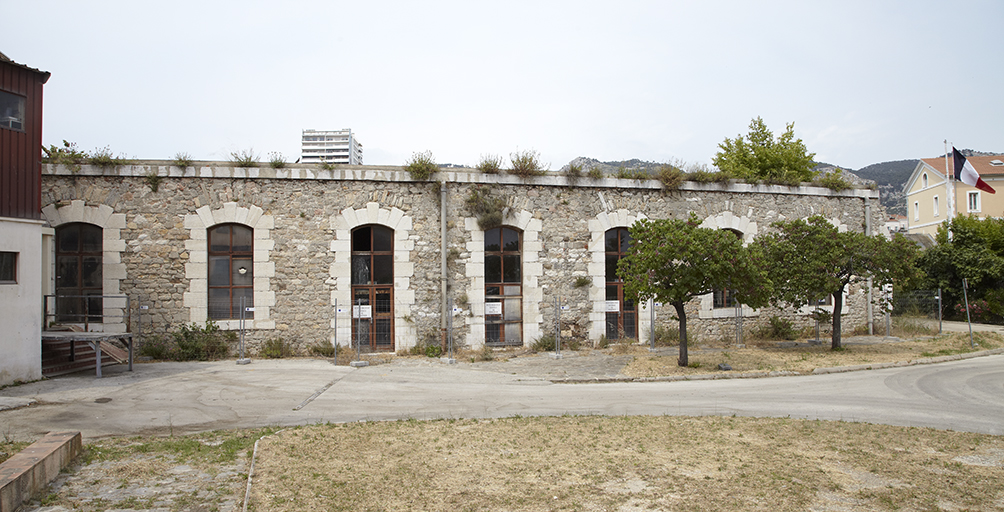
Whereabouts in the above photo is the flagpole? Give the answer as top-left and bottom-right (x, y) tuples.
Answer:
(945, 140), (954, 222)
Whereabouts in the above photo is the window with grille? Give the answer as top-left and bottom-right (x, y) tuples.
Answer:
(208, 224), (254, 320)
(485, 227), (522, 346)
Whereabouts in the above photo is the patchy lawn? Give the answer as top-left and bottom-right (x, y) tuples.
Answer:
(249, 416), (1004, 511)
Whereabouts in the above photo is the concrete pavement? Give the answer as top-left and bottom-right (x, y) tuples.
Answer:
(2, 349), (1003, 441)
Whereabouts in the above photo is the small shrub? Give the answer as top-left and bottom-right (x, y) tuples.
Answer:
(404, 150), (437, 181)
(653, 324), (680, 346)
(424, 344), (443, 358)
(88, 146), (129, 168)
(596, 334), (610, 349)
(476, 154), (504, 174)
(531, 334), (557, 352)
(268, 152), (287, 169)
(261, 337), (292, 358)
(456, 294), (469, 308)
(465, 185), (508, 230)
(320, 161), (336, 170)
(230, 148), (259, 167)
(573, 276), (591, 288)
(615, 168), (647, 180)
(508, 149), (547, 178)
(174, 152), (193, 168)
(754, 316), (798, 341)
(656, 165), (684, 190)
(812, 169), (852, 191)
(144, 172), (164, 192)
(310, 339), (336, 357)
(174, 321), (233, 360)
(565, 163), (583, 178)
(687, 361), (703, 368)
(138, 335), (172, 360)
(587, 168), (604, 180)
(42, 140), (88, 173)
(686, 169), (732, 184)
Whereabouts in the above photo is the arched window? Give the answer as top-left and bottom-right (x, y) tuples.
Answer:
(208, 224), (253, 320)
(351, 225), (394, 351)
(605, 227), (636, 339)
(713, 229), (744, 309)
(485, 226), (522, 346)
(922, 173), (928, 188)
(55, 223), (102, 323)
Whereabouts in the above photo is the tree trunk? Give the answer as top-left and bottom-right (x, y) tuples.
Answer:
(675, 301), (688, 367)
(831, 287), (845, 350)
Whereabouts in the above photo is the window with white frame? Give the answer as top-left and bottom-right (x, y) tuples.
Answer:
(0, 252), (15, 283)
(914, 201), (920, 221)
(933, 196), (939, 217)
(968, 191), (980, 212)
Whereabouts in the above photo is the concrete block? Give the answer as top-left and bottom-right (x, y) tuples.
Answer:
(0, 431), (81, 512)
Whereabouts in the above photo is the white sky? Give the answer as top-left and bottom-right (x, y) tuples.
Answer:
(2, 0), (1001, 170)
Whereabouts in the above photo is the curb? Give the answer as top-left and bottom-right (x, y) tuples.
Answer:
(551, 348), (1004, 384)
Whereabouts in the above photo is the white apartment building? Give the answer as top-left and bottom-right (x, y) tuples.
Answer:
(301, 129), (363, 165)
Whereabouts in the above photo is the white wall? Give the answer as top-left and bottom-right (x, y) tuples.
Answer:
(0, 217), (43, 385)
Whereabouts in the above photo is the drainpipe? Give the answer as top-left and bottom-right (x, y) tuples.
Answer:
(441, 181), (449, 347)
(866, 200), (873, 335)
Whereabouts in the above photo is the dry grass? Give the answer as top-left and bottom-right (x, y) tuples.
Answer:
(621, 330), (1002, 379)
(249, 416), (1004, 511)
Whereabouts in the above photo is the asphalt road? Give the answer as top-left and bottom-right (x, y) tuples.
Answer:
(1, 353), (1002, 441)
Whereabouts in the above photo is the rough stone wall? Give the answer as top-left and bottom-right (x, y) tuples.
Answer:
(41, 162), (886, 354)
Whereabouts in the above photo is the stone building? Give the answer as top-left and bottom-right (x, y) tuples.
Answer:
(40, 162), (886, 355)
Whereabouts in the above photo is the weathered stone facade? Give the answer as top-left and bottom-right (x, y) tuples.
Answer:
(41, 162), (885, 354)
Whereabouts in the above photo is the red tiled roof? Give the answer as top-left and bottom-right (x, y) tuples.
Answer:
(921, 155), (1004, 177)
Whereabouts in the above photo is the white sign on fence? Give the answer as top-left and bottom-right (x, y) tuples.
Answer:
(485, 302), (503, 315)
(605, 300), (620, 312)
(352, 305), (372, 319)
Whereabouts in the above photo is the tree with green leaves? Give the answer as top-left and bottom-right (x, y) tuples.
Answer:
(917, 215), (1004, 321)
(617, 215), (771, 366)
(712, 117), (817, 185)
(758, 216), (920, 349)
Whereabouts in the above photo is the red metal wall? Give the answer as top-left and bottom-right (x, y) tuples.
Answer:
(0, 60), (46, 220)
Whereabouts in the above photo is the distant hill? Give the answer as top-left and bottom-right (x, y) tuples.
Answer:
(849, 160), (919, 216)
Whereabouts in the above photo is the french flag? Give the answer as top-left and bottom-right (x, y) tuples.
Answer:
(954, 147), (995, 194)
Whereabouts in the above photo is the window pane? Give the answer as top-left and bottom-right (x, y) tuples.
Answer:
(0, 252), (14, 282)
(81, 225), (102, 253)
(81, 256), (102, 287)
(208, 288), (231, 319)
(502, 228), (519, 252)
(375, 289), (391, 313)
(502, 255), (520, 282)
(86, 292), (103, 322)
(234, 288), (253, 319)
(352, 255), (370, 284)
(606, 285), (618, 301)
(373, 255), (393, 284)
(504, 285), (520, 296)
(624, 298), (635, 311)
(605, 229), (618, 252)
(623, 312), (636, 338)
(57, 256), (79, 288)
(0, 90), (25, 131)
(373, 226), (393, 252)
(485, 255), (502, 283)
(504, 299), (521, 320)
(231, 257), (253, 286)
(375, 319), (392, 347)
(606, 254), (619, 281)
(58, 225), (79, 252)
(620, 229), (631, 254)
(209, 256), (230, 286)
(353, 288), (370, 305)
(209, 225), (230, 252)
(232, 226), (253, 252)
(485, 286), (501, 297)
(504, 323), (522, 344)
(486, 323), (501, 343)
(484, 228), (500, 252)
(606, 313), (618, 339)
(352, 227), (371, 251)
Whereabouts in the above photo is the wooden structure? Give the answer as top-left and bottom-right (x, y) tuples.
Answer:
(0, 51), (49, 220)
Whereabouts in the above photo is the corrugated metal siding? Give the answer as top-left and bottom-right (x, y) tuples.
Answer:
(0, 61), (45, 220)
